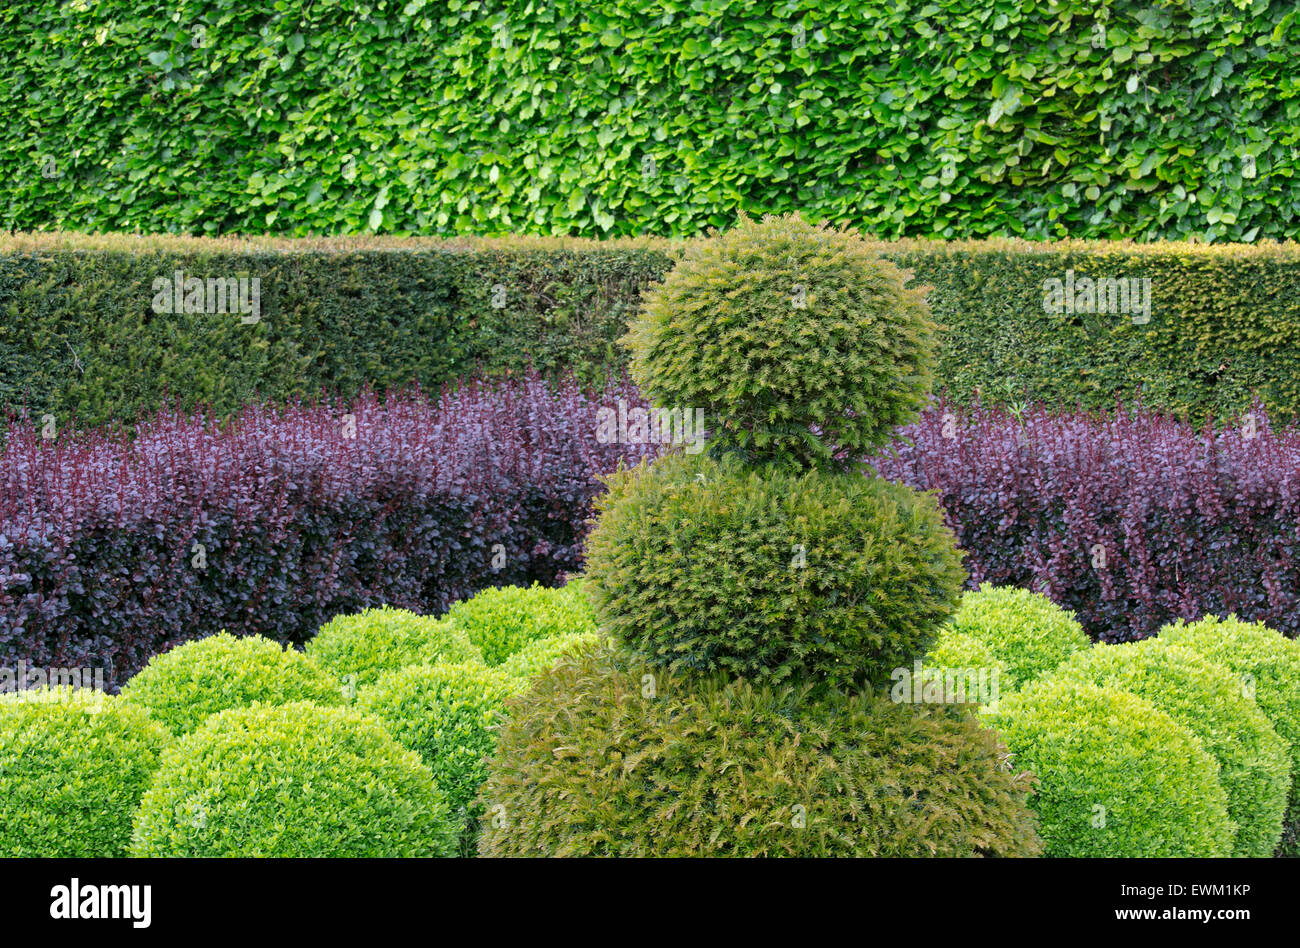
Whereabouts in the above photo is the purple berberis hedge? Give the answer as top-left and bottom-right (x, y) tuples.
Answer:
(0, 373), (660, 689)
(870, 400), (1300, 643)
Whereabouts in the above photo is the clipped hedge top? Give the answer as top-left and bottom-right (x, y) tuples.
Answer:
(8, 231), (1299, 258)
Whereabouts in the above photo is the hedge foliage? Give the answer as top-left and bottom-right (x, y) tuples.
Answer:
(3, 2), (1297, 242)
(983, 678), (1234, 858)
(1050, 639), (1290, 858)
(941, 586), (1091, 689)
(583, 452), (965, 687)
(357, 662), (525, 854)
(121, 632), (343, 734)
(130, 701), (457, 857)
(0, 687), (170, 857)
(439, 581), (598, 666)
(0, 376), (652, 689)
(1159, 614), (1300, 848)
(6, 235), (1300, 431)
(306, 607), (483, 690)
(477, 644), (1041, 857)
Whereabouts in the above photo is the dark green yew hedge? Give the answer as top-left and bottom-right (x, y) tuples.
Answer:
(2, 1), (1298, 242)
(4, 233), (1300, 429)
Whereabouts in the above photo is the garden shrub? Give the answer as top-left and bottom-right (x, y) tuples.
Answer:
(922, 631), (1008, 705)
(0, 373), (657, 689)
(583, 451), (965, 686)
(4, 3), (1295, 243)
(626, 213), (937, 470)
(440, 582), (598, 666)
(306, 606), (482, 689)
(121, 632), (343, 735)
(498, 631), (605, 681)
(357, 662), (526, 853)
(6, 236), (1300, 431)
(983, 678), (1234, 857)
(0, 687), (169, 857)
(873, 402), (1300, 643)
(477, 644), (1041, 857)
(938, 586), (1091, 688)
(1049, 639), (1289, 857)
(1159, 614), (1300, 849)
(130, 701), (456, 857)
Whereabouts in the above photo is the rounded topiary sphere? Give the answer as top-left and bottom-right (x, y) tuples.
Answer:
(130, 701), (456, 857)
(944, 585), (1090, 688)
(623, 212), (939, 469)
(917, 630), (1008, 707)
(1159, 614), (1300, 848)
(121, 632), (344, 735)
(0, 687), (170, 857)
(498, 631), (605, 681)
(1048, 639), (1289, 857)
(441, 582), (598, 666)
(357, 662), (526, 851)
(478, 644), (1040, 857)
(583, 452), (965, 686)
(306, 605), (483, 688)
(982, 678), (1234, 857)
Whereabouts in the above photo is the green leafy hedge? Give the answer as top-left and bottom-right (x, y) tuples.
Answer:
(2, 1), (1297, 242)
(5, 234), (1300, 429)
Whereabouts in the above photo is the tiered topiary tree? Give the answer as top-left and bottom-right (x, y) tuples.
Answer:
(478, 214), (1041, 856)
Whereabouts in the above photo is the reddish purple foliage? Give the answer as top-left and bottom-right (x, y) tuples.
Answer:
(869, 400), (1300, 643)
(0, 373), (659, 689)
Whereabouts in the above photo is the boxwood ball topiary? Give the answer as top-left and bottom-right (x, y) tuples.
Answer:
(1159, 614), (1300, 851)
(1048, 638), (1289, 857)
(357, 662), (526, 852)
(306, 605), (483, 688)
(0, 687), (170, 857)
(440, 582), (598, 666)
(121, 632), (344, 735)
(477, 644), (1041, 857)
(583, 452), (965, 685)
(944, 585), (1091, 688)
(623, 212), (939, 470)
(130, 701), (456, 857)
(498, 631), (606, 681)
(982, 678), (1234, 857)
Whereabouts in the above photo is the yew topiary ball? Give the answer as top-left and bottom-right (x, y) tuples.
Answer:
(623, 212), (939, 469)
(583, 452), (965, 686)
(477, 644), (1040, 857)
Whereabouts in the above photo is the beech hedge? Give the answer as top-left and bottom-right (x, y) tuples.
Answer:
(2, 2), (1296, 242)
